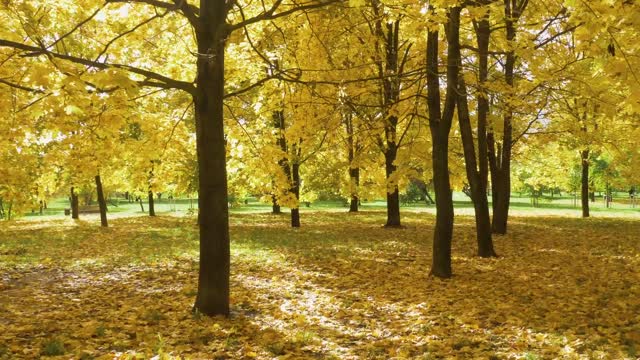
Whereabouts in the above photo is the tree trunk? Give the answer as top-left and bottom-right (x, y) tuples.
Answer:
(581, 149), (590, 217)
(457, 8), (496, 258)
(430, 131), (454, 278)
(384, 148), (401, 227)
(139, 197), (145, 212)
(148, 190), (156, 216)
(272, 195), (281, 214)
(426, 8), (457, 278)
(349, 167), (360, 212)
(381, 20), (401, 228)
(291, 162), (301, 228)
(487, 0), (526, 235)
(345, 112), (360, 213)
(95, 175), (108, 227)
(70, 187), (79, 219)
(193, 0), (230, 316)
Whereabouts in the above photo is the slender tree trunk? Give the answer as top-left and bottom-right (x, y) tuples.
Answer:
(425, 189), (435, 205)
(95, 175), (108, 227)
(193, 0), (230, 316)
(456, 12), (496, 258)
(349, 167), (360, 212)
(71, 187), (79, 219)
(426, 8), (458, 278)
(384, 148), (401, 227)
(139, 197), (145, 212)
(581, 149), (590, 217)
(291, 162), (301, 228)
(344, 112), (360, 213)
(148, 190), (156, 216)
(487, 0), (526, 235)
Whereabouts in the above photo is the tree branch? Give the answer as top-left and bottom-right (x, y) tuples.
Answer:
(227, 0), (339, 32)
(0, 39), (195, 94)
(0, 78), (45, 93)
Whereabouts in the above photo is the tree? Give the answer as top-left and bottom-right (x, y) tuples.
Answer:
(0, 0), (336, 316)
(453, 1), (496, 257)
(426, 5), (459, 278)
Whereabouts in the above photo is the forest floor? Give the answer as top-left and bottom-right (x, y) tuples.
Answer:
(1, 211), (639, 359)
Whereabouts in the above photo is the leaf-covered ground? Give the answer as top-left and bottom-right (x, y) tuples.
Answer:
(1, 212), (639, 359)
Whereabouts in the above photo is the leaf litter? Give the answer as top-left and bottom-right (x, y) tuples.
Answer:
(0, 212), (639, 359)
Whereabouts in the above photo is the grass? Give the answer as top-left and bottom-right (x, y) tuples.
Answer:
(1, 206), (640, 358)
(15, 191), (640, 225)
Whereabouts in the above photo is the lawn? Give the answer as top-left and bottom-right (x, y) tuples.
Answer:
(1, 209), (639, 359)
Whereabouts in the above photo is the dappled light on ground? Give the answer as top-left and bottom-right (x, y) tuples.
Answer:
(1, 212), (639, 359)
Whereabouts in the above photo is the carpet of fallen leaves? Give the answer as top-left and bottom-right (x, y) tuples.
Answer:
(1, 211), (640, 359)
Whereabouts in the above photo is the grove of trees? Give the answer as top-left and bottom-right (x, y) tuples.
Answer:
(1, 0), (639, 316)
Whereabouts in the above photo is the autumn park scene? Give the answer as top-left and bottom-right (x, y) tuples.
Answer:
(1, 0), (640, 359)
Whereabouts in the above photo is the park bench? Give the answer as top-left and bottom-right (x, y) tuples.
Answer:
(80, 206), (101, 214)
(65, 205), (102, 215)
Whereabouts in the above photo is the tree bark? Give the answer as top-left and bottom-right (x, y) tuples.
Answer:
(193, 0), (230, 316)
(384, 147), (401, 226)
(148, 190), (156, 216)
(580, 149), (590, 217)
(349, 167), (360, 212)
(272, 195), (281, 214)
(344, 112), (360, 213)
(95, 175), (108, 227)
(426, 7), (458, 278)
(380, 19), (402, 227)
(71, 187), (79, 219)
(291, 162), (301, 228)
(456, 11), (496, 258)
(487, 0), (526, 235)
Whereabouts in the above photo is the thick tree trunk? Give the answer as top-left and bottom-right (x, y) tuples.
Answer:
(430, 133), (454, 277)
(382, 21), (401, 228)
(95, 175), (108, 227)
(349, 167), (360, 212)
(193, 0), (230, 316)
(148, 190), (156, 216)
(491, 170), (510, 233)
(272, 195), (281, 214)
(70, 187), (79, 219)
(291, 162), (301, 228)
(426, 9), (457, 278)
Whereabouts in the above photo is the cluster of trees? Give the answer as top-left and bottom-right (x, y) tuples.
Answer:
(1, 0), (638, 315)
